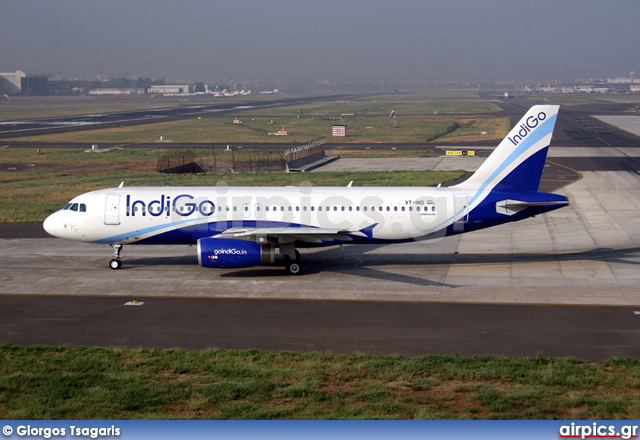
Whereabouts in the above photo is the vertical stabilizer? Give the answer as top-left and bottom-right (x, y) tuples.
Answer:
(453, 105), (559, 193)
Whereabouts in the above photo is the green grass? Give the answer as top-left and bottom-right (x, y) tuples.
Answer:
(0, 147), (284, 166)
(248, 96), (502, 117)
(0, 96), (505, 144)
(438, 116), (511, 142)
(1, 115), (466, 144)
(2, 344), (640, 419)
(0, 169), (466, 223)
(0, 147), (163, 166)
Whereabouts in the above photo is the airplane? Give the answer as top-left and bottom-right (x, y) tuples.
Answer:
(43, 105), (568, 275)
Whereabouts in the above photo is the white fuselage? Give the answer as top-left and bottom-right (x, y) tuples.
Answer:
(43, 185), (472, 245)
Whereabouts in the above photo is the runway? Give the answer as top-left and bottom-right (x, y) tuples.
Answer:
(1, 97), (640, 359)
(0, 94), (361, 139)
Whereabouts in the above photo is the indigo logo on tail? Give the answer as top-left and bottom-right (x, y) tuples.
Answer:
(508, 111), (546, 146)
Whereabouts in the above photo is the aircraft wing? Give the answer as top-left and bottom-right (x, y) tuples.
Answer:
(213, 224), (377, 245)
(213, 226), (353, 244)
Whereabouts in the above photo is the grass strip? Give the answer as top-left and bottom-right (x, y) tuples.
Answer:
(2, 344), (639, 420)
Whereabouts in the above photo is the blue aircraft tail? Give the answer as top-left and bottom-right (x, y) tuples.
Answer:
(450, 105), (568, 228)
(453, 105), (559, 194)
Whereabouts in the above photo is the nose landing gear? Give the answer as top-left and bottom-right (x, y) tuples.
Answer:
(109, 244), (123, 270)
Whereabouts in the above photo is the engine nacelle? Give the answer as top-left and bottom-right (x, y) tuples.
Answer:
(197, 238), (275, 268)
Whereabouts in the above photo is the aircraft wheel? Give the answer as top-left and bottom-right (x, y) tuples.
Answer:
(286, 261), (302, 275)
(109, 259), (122, 270)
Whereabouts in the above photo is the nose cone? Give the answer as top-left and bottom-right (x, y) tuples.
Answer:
(43, 212), (60, 237)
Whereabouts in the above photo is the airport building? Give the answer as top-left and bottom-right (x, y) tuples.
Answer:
(88, 88), (143, 95)
(0, 70), (48, 95)
(148, 84), (194, 95)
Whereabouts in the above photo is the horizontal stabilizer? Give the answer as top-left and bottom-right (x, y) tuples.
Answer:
(496, 199), (569, 216)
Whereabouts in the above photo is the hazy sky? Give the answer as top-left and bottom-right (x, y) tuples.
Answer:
(1, 0), (639, 83)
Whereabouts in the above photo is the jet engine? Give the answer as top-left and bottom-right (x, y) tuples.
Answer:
(197, 238), (275, 268)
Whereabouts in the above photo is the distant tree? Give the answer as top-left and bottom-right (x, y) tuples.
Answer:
(106, 77), (131, 89)
(137, 77), (153, 90)
(152, 77), (167, 86)
(193, 82), (206, 93)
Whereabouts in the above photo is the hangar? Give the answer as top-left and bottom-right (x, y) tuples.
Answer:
(148, 84), (194, 95)
(0, 70), (48, 95)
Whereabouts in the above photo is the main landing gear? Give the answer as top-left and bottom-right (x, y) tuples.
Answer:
(109, 244), (123, 270)
(280, 244), (302, 275)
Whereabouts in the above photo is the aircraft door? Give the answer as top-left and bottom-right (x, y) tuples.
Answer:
(453, 194), (469, 223)
(104, 194), (121, 225)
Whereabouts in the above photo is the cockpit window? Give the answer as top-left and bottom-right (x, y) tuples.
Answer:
(62, 203), (86, 212)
